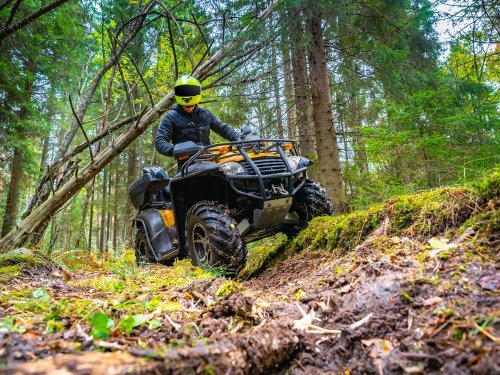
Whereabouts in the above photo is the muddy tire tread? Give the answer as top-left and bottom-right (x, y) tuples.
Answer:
(186, 201), (246, 274)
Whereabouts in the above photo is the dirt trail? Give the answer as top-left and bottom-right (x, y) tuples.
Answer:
(1, 183), (499, 374)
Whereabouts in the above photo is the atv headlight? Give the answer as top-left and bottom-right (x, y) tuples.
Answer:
(287, 156), (301, 171)
(220, 162), (245, 176)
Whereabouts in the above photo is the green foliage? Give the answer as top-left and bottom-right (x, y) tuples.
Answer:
(289, 175), (497, 255)
(118, 314), (147, 335)
(238, 234), (288, 279)
(88, 311), (114, 339)
(215, 280), (244, 298)
(473, 167), (500, 201)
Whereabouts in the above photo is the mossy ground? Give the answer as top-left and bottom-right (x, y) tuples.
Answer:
(1, 170), (498, 372)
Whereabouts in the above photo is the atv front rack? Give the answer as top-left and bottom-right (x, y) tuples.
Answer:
(179, 139), (308, 201)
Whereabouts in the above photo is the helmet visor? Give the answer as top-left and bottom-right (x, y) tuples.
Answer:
(175, 84), (201, 97)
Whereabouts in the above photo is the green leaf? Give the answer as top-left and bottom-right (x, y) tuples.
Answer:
(46, 319), (64, 333)
(88, 311), (114, 339)
(119, 315), (135, 335)
(118, 314), (147, 335)
(32, 288), (50, 303)
(148, 320), (162, 330)
(132, 314), (147, 327)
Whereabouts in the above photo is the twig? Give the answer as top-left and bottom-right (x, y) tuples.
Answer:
(190, 10), (210, 53)
(350, 313), (373, 330)
(166, 17), (178, 80)
(157, 0), (195, 71)
(69, 95), (93, 163)
(105, 25), (155, 108)
(473, 322), (500, 344)
(0, 0), (70, 43)
(164, 313), (181, 331)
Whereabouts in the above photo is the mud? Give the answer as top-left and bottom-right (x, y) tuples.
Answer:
(1, 199), (499, 374)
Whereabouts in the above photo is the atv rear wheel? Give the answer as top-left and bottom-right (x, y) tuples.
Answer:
(135, 226), (154, 266)
(186, 201), (246, 275)
(284, 179), (333, 238)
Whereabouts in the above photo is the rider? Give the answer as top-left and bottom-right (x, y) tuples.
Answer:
(155, 75), (240, 162)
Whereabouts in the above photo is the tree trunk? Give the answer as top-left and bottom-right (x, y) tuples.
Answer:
(75, 178), (94, 249)
(3, 321), (298, 375)
(1, 60), (36, 237)
(0, 153), (7, 220)
(20, 1), (156, 224)
(112, 169), (119, 254)
(1, 148), (23, 237)
(307, 8), (347, 212)
(99, 168), (107, 254)
(105, 167), (112, 255)
(124, 143), (137, 246)
(289, 15), (317, 178)
(270, 17), (284, 138)
(87, 180), (95, 252)
(281, 40), (297, 139)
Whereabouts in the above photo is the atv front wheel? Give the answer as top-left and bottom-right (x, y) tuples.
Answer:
(135, 226), (154, 266)
(284, 179), (333, 237)
(185, 201), (246, 275)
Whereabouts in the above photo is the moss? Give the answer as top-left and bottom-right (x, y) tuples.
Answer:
(459, 209), (499, 236)
(473, 167), (500, 201)
(287, 185), (480, 257)
(401, 291), (414, 302)
(238, 234), (288, 280)
(215, 280), (244, 298)
(0, 248), (36, 267)
(0, 265), (20, 284)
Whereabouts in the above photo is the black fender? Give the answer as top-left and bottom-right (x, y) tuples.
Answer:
(134, 208), (178, 261)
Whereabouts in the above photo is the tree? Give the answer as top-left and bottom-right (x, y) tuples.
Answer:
(0, 0), (280, 251)
(306, 1), (346, 211)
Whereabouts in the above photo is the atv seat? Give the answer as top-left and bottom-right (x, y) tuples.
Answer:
(128, 167), (171, 210)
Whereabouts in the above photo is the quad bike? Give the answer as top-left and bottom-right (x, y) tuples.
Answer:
(128, 127), (333, 274)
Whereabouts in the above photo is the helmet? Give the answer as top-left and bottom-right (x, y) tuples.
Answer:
(174, 75), (201, 106)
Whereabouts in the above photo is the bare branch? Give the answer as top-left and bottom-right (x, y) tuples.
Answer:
(167, 17), (179, 80)
(69, 95), (94, 163)
(0, 0), (71, 43)
(0, 0), (15, 12)
(157, 0), (195, 71)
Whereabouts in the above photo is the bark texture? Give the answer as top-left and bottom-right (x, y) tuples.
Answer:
(289, 14), (317, 178)
(307, 8), (346, 211)
(2, 321), (299, 375)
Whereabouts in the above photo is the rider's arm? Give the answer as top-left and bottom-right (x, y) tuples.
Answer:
(155, 114), (175, 156)
(208, 110), (241, 141)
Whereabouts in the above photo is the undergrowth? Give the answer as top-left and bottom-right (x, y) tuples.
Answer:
(263, 168), (499, 267)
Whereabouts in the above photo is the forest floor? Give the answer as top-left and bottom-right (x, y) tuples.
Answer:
(0, 172), (499, 374)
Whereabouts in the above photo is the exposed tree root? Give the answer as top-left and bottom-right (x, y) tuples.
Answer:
(2, 321), (299, 375)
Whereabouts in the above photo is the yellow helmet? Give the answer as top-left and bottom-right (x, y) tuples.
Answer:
(174, 75), (201, 106)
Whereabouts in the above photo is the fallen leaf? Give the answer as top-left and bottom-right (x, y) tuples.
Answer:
(404, 365), (424, 374)
(428, 243), (458, 258)
(478, 273), (500, 291)
(428, 237), (449, 249)
(361, 339), (393, 358)
(423, 296), (443, 306)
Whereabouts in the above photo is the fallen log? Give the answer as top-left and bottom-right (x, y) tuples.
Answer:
(2, 321), (299, 375)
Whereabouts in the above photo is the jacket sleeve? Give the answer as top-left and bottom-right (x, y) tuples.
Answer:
(155, 113), (175, 157)
(208, 111), (241, 141)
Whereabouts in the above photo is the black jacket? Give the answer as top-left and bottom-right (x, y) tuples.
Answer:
(155, 104), (241, 157)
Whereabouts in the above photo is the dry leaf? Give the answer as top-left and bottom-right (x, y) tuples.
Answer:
(361, 339), (393, 358)
(428, 238), (449, 249)
(423, 296), (443, 306)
